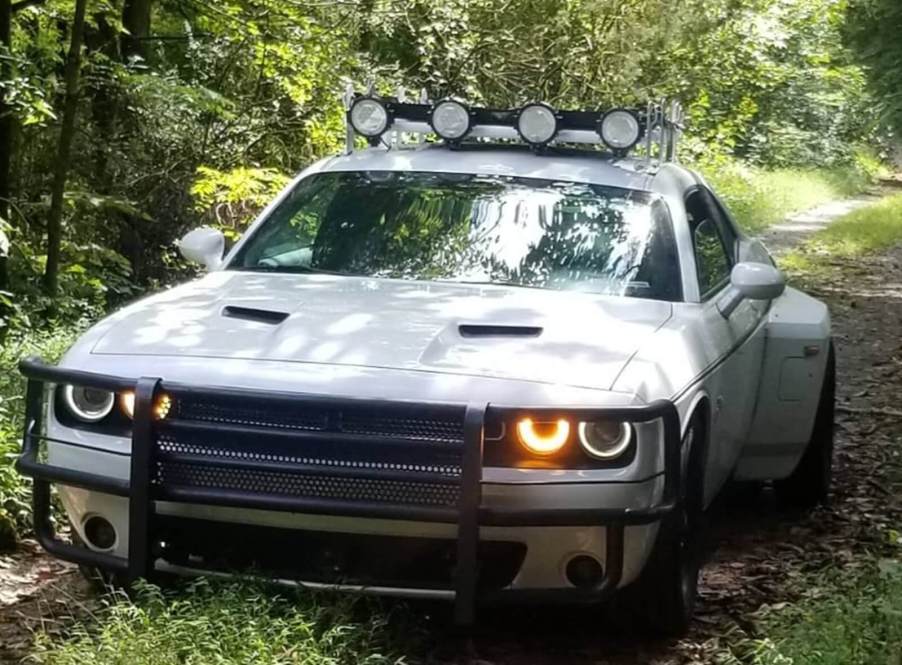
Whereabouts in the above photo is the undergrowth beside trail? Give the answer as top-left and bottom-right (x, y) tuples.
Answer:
(699, 154), (883, 234)
(0, 329), (80, 549)
(28, 579), (415, 665)
(721, 561), (902, 665)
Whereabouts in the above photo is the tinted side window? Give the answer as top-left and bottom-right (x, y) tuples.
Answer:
(686, 191), (731, 296)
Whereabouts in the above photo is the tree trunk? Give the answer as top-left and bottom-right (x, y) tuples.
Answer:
(121, 0), (151, 62)
(42, 0), (87, 299)
(0, 0), (12, 309)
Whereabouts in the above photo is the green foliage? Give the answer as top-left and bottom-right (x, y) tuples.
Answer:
(845, 0), (902, 134)
(29, 579), (414, 664)
(781, 192), (902, 276)
(0, 327), (81, 549)
(697, 156), (874, 234)
(191, 166), (290, 239)
(722, 560), (902, 665)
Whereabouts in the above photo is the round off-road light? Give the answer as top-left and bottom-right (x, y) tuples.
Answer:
(598, 109), (642, 151)
(62, 385), (114, 422)
(578, 421), (632, 459)
(516, 417), (570, 456)
(516, 103), (558, 146)
(430, 99), (471, 141)
(348, 97), (391, 138)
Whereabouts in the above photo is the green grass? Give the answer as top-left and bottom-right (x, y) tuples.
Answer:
(721, 561), (902, 665)
(698, 157), (878, 234)
(29, 580), (415, 664)
(780, 192), (902, 277)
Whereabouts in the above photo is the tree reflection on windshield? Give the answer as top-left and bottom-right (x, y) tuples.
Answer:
(230, 170), (682, 301)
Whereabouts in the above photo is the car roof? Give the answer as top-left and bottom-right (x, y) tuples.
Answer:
(311, 143), (671, 193)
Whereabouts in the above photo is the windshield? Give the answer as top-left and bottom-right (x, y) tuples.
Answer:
(228, 171), (682, 301)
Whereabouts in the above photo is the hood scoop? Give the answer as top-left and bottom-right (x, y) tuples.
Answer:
(222, 305), (290, 325)
(458, 324), (543, 338)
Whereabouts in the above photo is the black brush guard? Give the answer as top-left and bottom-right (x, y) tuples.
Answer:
(16, 357), (681, 624)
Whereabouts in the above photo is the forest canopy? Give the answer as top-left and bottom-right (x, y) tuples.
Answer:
(0, 0), (895, 334)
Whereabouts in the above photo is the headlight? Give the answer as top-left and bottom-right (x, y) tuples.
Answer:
(516, 417), (570, 455)
(430, 99), (472, 141)
(119, 390), (172, 420)
(578, 421), (632, 459)
(348, 97), (391, 138)
(598, 109), (642, 151)
(62, 385), (115, 422)
(516, 102), (558, 146)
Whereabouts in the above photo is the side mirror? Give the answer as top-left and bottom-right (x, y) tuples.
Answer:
(178, 228), (225, 270)
(717, 262), (785, 318)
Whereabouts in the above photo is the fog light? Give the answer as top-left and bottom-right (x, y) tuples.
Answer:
(565, 554), (604, 589)
(83, 515), (117, 551)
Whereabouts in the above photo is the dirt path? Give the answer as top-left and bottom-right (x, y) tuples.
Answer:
(2, 203), (901, 664)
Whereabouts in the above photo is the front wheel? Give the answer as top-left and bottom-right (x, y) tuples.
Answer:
(622, 411), (706, 637)
(774, 342), (835, 508)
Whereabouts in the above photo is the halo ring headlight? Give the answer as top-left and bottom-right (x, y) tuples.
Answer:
(578, 421), (632, 460)
(62, 385), (115, 422)
(598, 109), (643, 152)
(516, 417), (570, 456)
(516, 102), (559, 147)
(348, 97), (391, 138)
(430, 99), (472, 141)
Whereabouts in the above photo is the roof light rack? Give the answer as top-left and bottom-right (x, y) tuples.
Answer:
(342, 84), (685, 163)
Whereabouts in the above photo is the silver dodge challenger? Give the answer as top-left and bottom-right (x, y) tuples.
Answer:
(16, 94), (834, 635)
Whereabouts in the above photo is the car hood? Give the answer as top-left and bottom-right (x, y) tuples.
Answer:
(90, 271), (672, 391)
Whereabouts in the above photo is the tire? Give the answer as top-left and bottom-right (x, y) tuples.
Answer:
(623, 410), (707, 637)
(774, 342), (835, 509)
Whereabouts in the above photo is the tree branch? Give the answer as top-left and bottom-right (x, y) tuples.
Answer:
(11, 0), (45, 13)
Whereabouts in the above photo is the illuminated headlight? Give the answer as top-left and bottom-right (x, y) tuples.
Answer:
(119, 390), (172, 420)
(348, 97), (391, 138)
(516, 417), (570, 455)
(578, 421), (632, 459)
(430, 99), (471, 141)
(62, 385), (114, 422)
(598, 109), (642, 151)
(516, 103), (558, 146)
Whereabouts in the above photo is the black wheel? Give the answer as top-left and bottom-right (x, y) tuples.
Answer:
(623, 410), (707, 637)
(774, 342), (835, 508)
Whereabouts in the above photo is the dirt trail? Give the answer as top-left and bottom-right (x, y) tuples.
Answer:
(2, 203), (902, 664)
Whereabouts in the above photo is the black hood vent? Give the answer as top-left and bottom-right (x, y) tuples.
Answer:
(458, 324), (543, 338)
(222, 305), (290, 325)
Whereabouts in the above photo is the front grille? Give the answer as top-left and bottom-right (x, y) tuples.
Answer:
(157, 460), (461, 507)
(153, 390), (468, 510)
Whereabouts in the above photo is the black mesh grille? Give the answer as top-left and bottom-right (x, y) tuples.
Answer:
(156, 460), (461, 507)
(154, 391), (467, 509)
(175, 395), (465, 445)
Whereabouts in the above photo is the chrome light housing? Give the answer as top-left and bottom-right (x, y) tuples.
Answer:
(348, 97), (391, 138)
(430, 99), (472, 141)
(516, 102), (558, 146)
(62, 385), (115, 422)
(578, 421), (632, 459)
(598, 109), (642, 151)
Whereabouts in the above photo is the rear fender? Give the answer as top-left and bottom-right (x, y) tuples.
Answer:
(734, 287), (830, 481)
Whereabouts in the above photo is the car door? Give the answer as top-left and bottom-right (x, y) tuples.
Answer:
(685, 188), (767, 488)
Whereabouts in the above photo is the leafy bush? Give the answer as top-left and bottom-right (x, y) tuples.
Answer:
(0, 327), (80, 548)
(30, 580), (414, 665)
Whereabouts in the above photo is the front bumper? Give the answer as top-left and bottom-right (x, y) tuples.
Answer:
(16, 357), (681, 624)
